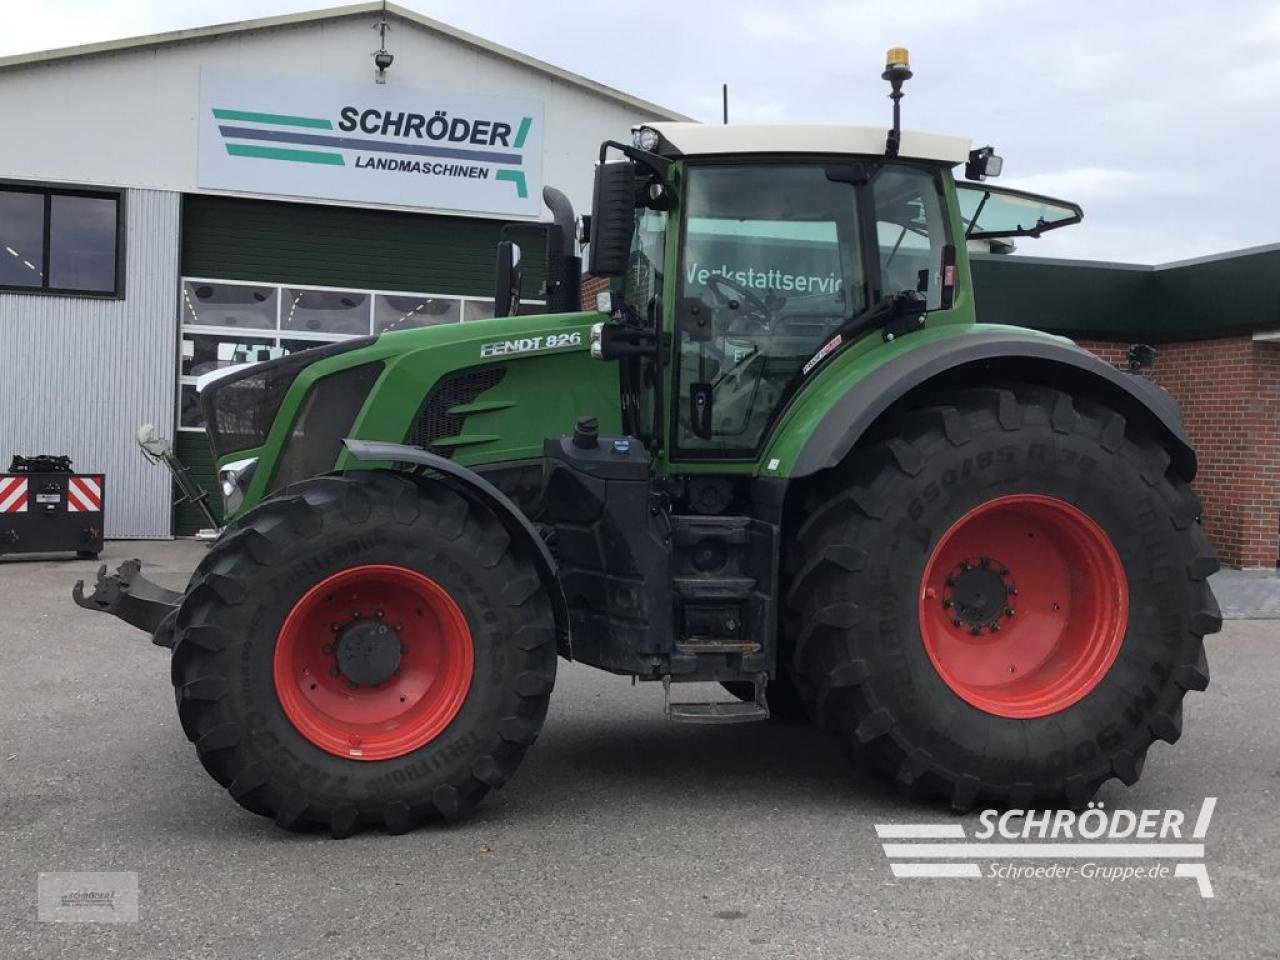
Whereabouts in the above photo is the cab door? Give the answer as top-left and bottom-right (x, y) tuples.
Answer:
(668, 160), (953, 466)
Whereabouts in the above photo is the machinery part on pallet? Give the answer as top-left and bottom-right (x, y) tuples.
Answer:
(72, 559), (183, 647)
(9, 454), (73, 473)
(785, 384), (1220, 810)
(169, 470), (557, 836)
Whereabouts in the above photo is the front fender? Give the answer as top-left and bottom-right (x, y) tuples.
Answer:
(342, 439), (571, 655)
(763, 326), (1196, 482)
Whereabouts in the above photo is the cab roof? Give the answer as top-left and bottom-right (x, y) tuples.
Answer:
(645, 122), (971, 165)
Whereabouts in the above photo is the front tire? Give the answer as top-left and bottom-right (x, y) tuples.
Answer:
(787, 386), (1221, 810)
(169, 471), (557, 835)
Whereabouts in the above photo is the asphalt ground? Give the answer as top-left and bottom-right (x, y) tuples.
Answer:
(1, 540), (1277, 959)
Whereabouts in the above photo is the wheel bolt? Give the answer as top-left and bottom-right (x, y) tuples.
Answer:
(970, 626), (981, 636)
(990, 624), (1001, 632)
(330, 623), (341, 632)
(953, 618), (963, 627)
(375, 608), (385, 619)
(1007, 587), (1018, 596)
(378, 625), (388, 635)
(351, 610), (361, 619)
(980, 558), (990, 568)
(1005, 607), (1015, 617)
(942, 599), (953, 608)
(393, 624), (403, 632)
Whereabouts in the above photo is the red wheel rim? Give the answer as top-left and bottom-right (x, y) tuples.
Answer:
(918, 494), (1128, 719)
(273, 564), (473, 760)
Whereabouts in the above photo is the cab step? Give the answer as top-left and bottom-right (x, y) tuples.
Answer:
(662, 674), (770, 724)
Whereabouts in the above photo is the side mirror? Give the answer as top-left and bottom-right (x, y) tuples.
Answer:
(586, 161), (636, 277)
(493, 240), (522, 317)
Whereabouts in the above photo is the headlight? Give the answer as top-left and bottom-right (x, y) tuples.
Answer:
(217, 457), (259, 514)
(631, 126), (661, 152)
(589, 322), (605, 360)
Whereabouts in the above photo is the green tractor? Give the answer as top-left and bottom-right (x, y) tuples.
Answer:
(76, 51), (1220, 835)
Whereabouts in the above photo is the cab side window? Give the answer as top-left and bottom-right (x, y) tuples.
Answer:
(871, 168), (947, 308)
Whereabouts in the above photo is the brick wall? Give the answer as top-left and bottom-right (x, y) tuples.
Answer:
(1078, 336), (1280, 568)
(580, 274), (610, 310)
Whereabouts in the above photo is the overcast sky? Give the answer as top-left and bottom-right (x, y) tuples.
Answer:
(4, 0), (1277, 263)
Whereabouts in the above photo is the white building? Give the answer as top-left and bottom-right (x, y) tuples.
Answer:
(0, 3), (684, 537)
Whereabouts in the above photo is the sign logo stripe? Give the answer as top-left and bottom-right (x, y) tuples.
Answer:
(212, 108), (332, 129)
(226, 144), (345, 166)
(217, 125), (522, 166)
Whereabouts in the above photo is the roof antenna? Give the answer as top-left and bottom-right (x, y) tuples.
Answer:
(722, 83), (729, 124)
(882, 47), (911, 157)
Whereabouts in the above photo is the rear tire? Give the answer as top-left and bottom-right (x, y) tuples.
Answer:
(786, 385), (1220, 809)
(169, 470), (557, 835)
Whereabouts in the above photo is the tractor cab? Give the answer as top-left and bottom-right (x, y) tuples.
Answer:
(581, 122), (1080, 466)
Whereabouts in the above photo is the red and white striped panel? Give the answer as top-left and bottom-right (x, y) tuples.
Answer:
(67, 476), (103, 513)
(0, 477), (28, 513)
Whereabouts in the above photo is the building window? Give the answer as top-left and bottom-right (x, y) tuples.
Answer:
(0, 185), (123, 296)
(177, 277), (542, 431)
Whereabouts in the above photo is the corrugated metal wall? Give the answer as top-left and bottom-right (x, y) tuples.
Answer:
(0, 188), (179, 538)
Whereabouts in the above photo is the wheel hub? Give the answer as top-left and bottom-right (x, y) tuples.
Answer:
(944, 558), (1015, 634)
(335, 619), (402, 686)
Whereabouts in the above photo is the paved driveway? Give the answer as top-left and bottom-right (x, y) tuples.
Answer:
(1, 541), (1277, 959)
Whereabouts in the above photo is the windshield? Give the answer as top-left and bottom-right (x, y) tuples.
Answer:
(674, 161), (948, 457)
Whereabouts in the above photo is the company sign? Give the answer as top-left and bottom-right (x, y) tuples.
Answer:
(197, 69), (544, 217)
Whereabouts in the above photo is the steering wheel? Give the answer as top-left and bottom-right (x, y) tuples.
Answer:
(704, 273), (774, 334)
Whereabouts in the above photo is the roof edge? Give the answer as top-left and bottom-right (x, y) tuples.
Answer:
(0, 2), (691, 121)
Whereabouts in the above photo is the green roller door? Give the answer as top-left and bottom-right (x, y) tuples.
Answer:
(181, 194), (547, 293)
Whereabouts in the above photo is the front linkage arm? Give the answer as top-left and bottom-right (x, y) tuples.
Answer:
(72, 559), (183, 648)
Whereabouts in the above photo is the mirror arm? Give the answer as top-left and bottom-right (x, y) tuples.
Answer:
(597, 140), (672, 180)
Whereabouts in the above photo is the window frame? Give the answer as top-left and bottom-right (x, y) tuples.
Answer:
(0, 179), (126, 299)
(176, 275), (545, 432)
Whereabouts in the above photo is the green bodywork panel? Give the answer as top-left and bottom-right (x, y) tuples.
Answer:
(217, 154), (1072, 520)
(229, 310), (619, 513)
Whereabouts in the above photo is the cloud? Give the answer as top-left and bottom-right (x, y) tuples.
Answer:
(1, 0), (1277, 264)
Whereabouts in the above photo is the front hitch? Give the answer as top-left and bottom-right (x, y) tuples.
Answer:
(72, 559), (183, 648)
